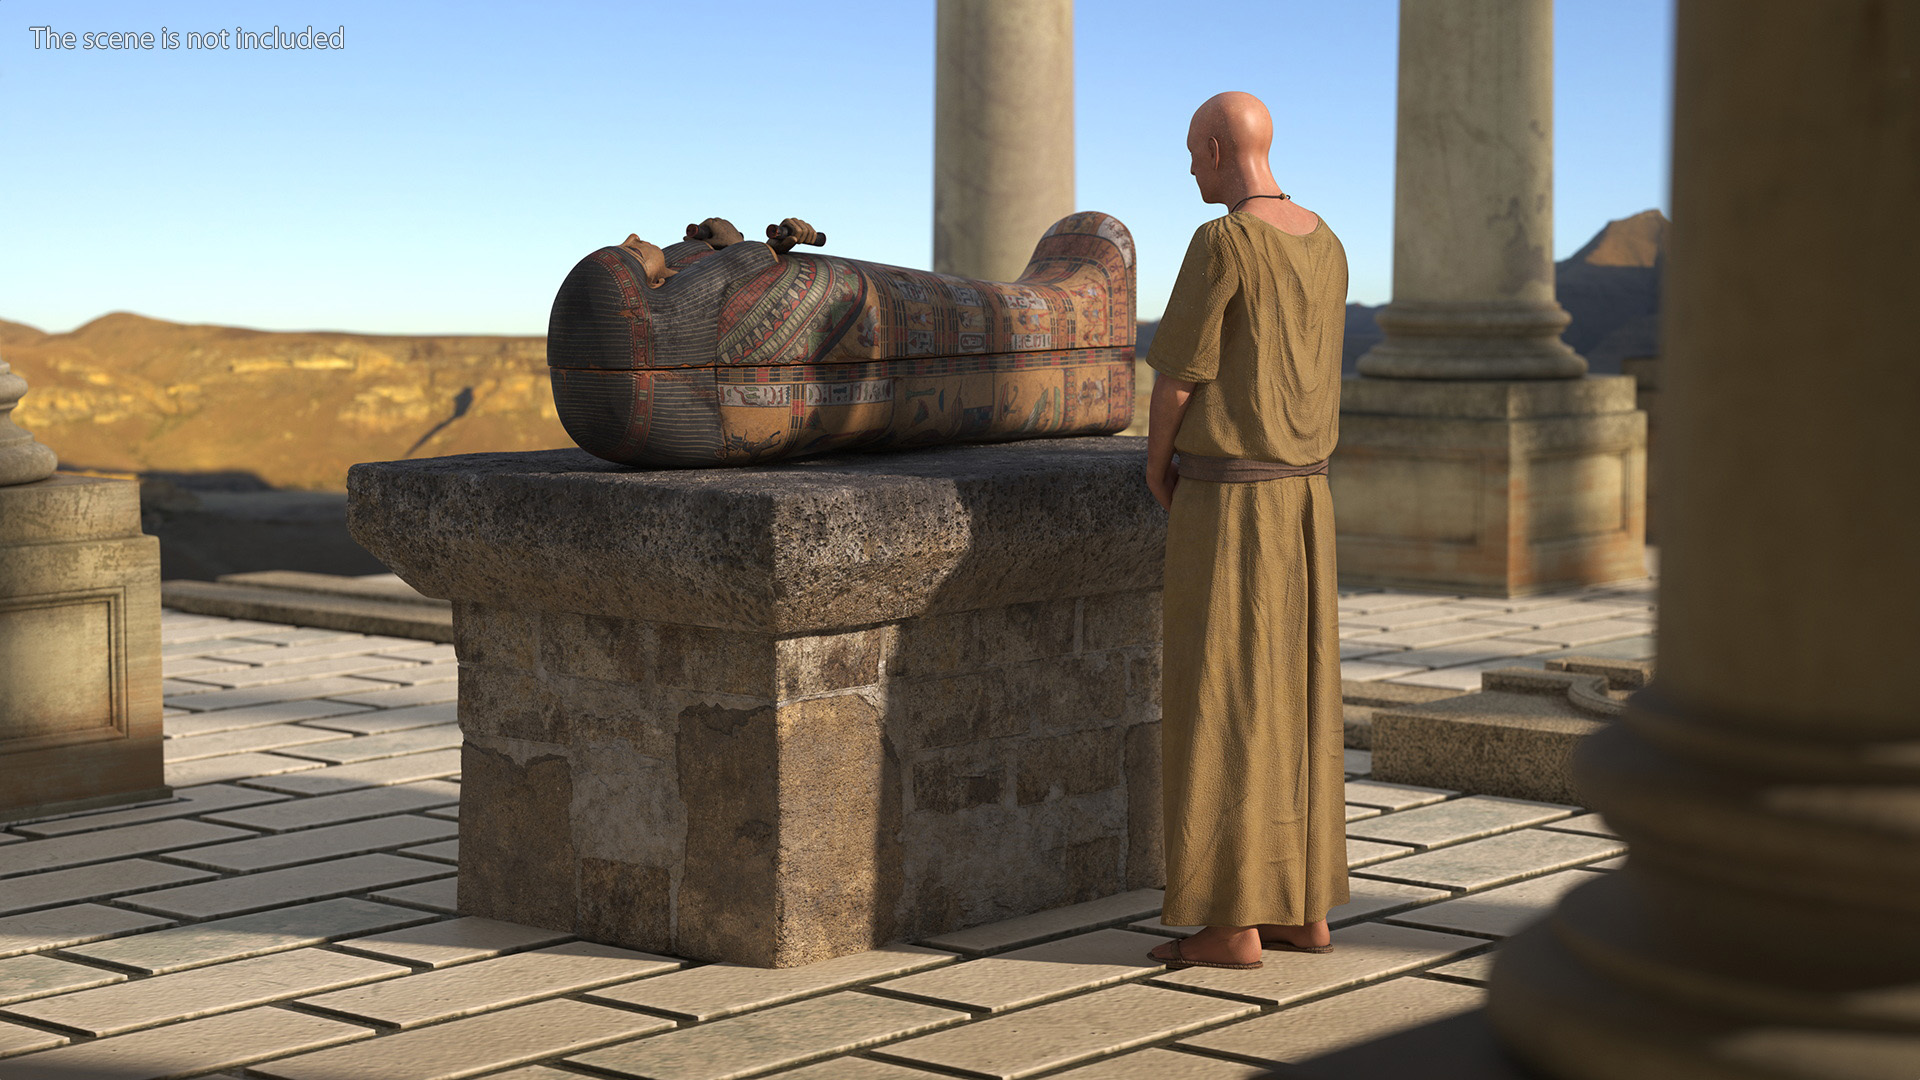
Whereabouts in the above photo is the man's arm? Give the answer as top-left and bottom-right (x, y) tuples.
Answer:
(1146, 372), (1196, 512)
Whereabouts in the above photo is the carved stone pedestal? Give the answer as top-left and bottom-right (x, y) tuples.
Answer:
(1, 475), (166, 822)
(348, 439), (1166, 967)
(1331, 376), (1646, 596)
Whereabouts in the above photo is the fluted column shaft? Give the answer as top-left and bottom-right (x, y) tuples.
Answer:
(933, 0), (1074, 283)
(1489, 3), (1920, 1077)
(1359, 0), (1583, 379)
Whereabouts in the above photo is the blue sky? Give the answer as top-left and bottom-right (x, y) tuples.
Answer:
(1, 0), (1672, 335)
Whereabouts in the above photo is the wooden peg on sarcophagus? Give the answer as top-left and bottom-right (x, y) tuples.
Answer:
(546, 210), (1139, 468)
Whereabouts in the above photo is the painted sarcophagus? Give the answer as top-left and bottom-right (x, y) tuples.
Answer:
(547, 211), (1137, 467)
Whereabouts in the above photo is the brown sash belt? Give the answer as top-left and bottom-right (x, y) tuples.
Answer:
(1175, 453), (1329, 482)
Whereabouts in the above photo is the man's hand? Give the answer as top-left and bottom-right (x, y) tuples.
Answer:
(1146, 372), (1197, 511)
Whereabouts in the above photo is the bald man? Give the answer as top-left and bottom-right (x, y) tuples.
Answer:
(1144, 91), (1350, 971)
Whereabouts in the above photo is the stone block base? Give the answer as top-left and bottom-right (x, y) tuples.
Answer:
(0, 475), (165, 822)
(1332, 376), (1646, 596)
(348, 440), (1166, 967)
(1371, 659), (1649, 804)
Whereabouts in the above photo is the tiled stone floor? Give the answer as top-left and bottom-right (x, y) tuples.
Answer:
(0, 581), (1646, 1079)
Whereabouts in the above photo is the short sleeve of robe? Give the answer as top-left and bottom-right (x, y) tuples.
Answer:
(1146, 222), (1238, 384)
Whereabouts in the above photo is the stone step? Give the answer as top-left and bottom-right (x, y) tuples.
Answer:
(160, 579), (452, 643)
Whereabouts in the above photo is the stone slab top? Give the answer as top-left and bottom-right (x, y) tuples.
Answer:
(346, 438), (1164, 634)
(1339, 375), (1638, 420)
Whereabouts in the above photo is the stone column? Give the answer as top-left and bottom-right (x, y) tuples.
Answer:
(933, 0), (1075, 283)
(1331, 0), (1645, 595)
(1359, 0), (1581, 381)
(350, 438), (1165, 967)
(0, 358), (165, 821)
(1490, 3), (1920, 1076)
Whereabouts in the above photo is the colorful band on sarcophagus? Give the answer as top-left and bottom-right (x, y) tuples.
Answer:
(546, 211), (1137, 468)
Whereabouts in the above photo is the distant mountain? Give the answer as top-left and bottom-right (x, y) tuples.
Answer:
(4, 313), (569, 492)
(1337, 209), (1669, 374)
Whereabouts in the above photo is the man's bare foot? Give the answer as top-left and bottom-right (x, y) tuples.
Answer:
(1256, 919), (1331, 950)
(1148, 925), (1262, 967)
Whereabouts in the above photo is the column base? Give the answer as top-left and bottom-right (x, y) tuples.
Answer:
(0, 475), (165, 821)
(1332, 376), (1646, 597)
(1358, 301), (1588, 380)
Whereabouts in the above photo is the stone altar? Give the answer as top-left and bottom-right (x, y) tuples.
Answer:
(347, 438), (1165, 967)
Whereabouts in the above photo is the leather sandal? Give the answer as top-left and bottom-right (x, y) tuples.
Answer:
(1259, 937), (1334, 953)
(1149, 937), (1264, 971)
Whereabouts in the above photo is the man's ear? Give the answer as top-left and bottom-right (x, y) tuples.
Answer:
(1208, 136), (1222, 170)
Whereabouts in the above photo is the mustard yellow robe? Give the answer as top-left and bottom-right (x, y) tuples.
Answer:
(1146, 211), (1349, 927)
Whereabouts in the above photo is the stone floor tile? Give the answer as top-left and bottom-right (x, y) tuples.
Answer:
(0, 1004), (371, 1079)
(873, 983), (1257, 1080)
(1387, 869), (1603, 939)
(0, 904), (172, 959)
(422, 805), (461, 821)
(1343, 749), (1372, 776)
(399, 839), (458, 864)
(1539, 812), (1618, 838)
(276, 724), (462, 765)
(0, 818), (257, 879)
(1336, 593), (1459, 616)
(1344, 804), (1380, 822)
(1467, 601), (1648, 628)
(1539, 634), (1657, 661)
(1336, 660), (1428, 682)
(876, 929), (1164, 1014)
(257, 998), (671, 1080)
(165, 752), (329, 788)
(1338, 640), (1403, 661)
(1384, 659), (1548, 691)
(335, 916), (571, 969)
(1588, 856), (1627, 870)
(1339, 602), (1507, 631)
(470, 1069), (579, 1080)
(1180, 976), (1485, 1065)
(350, 661), (460, 687)
(370, 643), (459, 664)
(167, 814), (455, 874)
(1, 947), (407, 1036)
(371, 876), (459, 913)
(1150, 921), (1483, 1007)
(1496, 619), (1655, 649)
(300, 941), (680, 1029)
(162, 677), (224, 697)
(0, 954), (126, 1006)
(1427, 951), (1499, 985)
(202, 780), (461, 833)
(188, 655), (424, 690)
(63, 898), (437, 974)
(1381, 638), (1560, 669)
(1345, 796), (1576, 850)
(323, 682), (460, 709)
(162, 725), (354, 763)
(1345, 839), (1418, 868)
(244, 748), (464, 795)
(572, 991), (966, 1080)
(204, 637), (400, 666)
(1352, 829), (1625, 892)
(221, 627), (371, 648)
(1132, 877), (1450, 939)
(1339, 624), (1387, 640)
(0, 1017), (68, 1056)
(766, 1057), (952, 1079)
(1347, 623), (1511, 650)
(163, 699), (376, 739)
(164, 676), (394, 713)
(163, 656), (254, 680)
(918, 888), (1165, 956)
(1340, 779), (1456, 811)
(1049, 1047), (1274, 1079)
(0, 858), (214, 915)
(118, 854), (450, 920)
(300, 702), (456, 736)
(587, 943), (954, 1024)
(158, 615), (298, 641)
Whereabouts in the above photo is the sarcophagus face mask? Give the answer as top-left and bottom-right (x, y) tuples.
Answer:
(547, 212), (1137, 468)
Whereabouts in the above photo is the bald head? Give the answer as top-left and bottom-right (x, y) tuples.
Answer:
(1186, 91), (1281, 207)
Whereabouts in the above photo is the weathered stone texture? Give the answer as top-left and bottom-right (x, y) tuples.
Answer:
(356, 440), (1166, 966)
